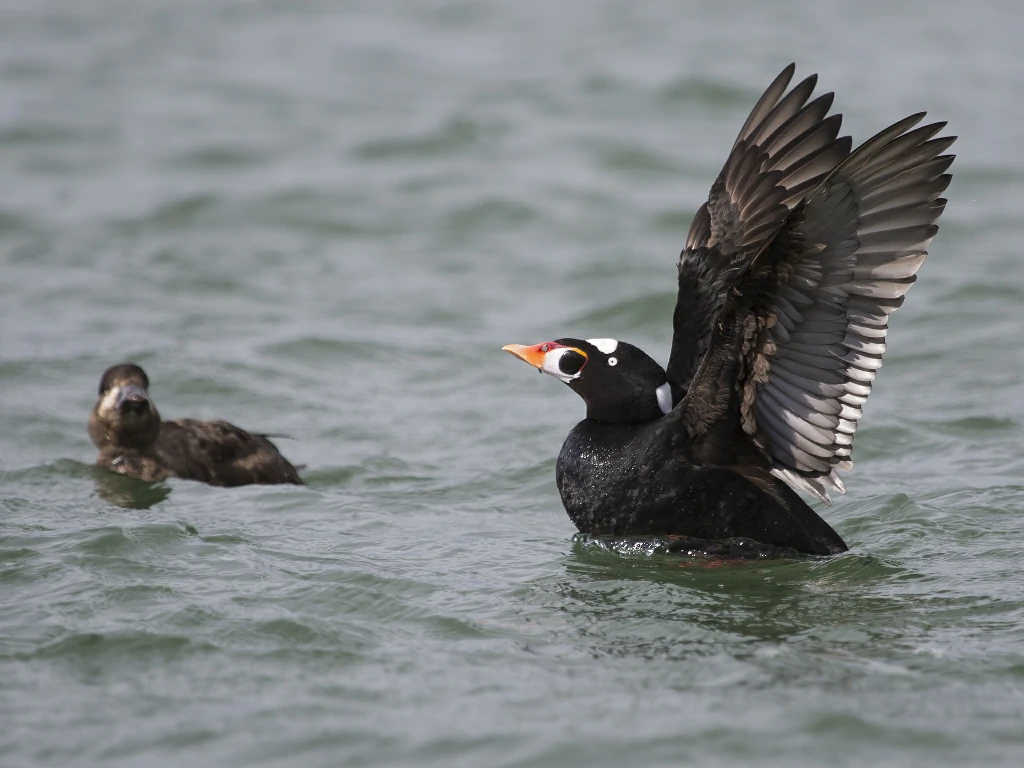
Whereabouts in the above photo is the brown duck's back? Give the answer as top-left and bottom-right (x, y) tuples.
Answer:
(155, 419), (303, 487)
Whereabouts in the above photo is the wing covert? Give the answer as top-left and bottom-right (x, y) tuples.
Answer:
(674, 114), (955, 503)
(668, 64), (852, 393)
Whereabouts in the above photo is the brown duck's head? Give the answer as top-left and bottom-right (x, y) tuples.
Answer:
(88, 363), (161, 451)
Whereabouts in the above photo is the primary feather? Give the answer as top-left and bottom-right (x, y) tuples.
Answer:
(670, 69), (954, 503)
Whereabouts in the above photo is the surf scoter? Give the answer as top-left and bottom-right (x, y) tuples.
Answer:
(89, 363), (303, 487)
(503, 64), (955, 555)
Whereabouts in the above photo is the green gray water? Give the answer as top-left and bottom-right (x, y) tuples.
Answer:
(2, 1), (1024, 766)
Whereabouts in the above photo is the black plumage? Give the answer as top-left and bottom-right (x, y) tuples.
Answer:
(504, 64), (955, 555)
(88, 363), (303, 487)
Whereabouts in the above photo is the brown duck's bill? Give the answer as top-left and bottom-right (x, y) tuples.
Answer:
(115, 382), (152, 414)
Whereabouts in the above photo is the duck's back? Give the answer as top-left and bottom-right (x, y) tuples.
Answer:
(556, 419), (846, 555)
(156, 419), (303, 487)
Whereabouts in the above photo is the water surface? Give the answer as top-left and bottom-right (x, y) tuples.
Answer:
(2, 1), (1024, 766)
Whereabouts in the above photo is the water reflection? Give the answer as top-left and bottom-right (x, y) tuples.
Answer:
(91, 469), (171, 509)
(550, 536), (915, 667)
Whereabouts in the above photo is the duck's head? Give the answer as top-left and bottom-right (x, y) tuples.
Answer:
(88, 363), (161, 450)
(502, 338), (676, 424)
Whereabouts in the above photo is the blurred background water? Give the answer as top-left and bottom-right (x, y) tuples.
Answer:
(1, 1), (1023, 766)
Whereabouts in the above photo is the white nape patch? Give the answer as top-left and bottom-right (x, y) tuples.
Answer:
(541, 347), (583, 383)
(655, 382), (673, 415)
(586, 338), (618, 355)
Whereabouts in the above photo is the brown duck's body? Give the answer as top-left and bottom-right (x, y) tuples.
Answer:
(95, 419), (302, 486)
(90, 364), (303, 488)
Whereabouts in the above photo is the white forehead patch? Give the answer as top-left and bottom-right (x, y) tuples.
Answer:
(586, 338), (618, 355)
(655, 382), (673, 415)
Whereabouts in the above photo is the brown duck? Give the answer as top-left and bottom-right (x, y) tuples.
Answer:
(89, 363), (303, 487)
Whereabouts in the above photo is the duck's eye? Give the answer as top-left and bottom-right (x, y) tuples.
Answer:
(558, 350), (587, 376)
(540, 344), (550, 353)
(608, 357), (618, 367)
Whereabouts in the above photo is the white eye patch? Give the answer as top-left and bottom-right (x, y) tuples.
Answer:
(586, 338), (618, 355)
(97, 385), (122, 417)
(607, 357), (617, 366)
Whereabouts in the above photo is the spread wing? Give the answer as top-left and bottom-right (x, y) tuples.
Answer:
(158, 419), (303, 486)
(673, 115), (955, 503)
(667, 64), (852, 392)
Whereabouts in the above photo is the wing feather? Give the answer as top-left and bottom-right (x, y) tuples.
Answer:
(668, 65), (851, 392)
(672, 104), (955, 503)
